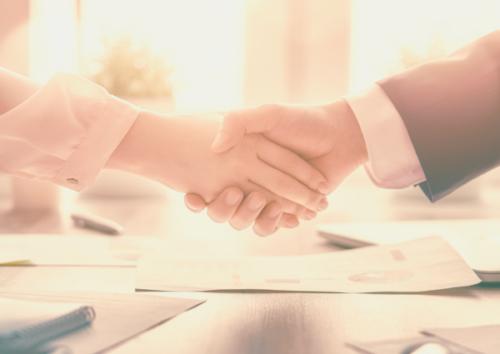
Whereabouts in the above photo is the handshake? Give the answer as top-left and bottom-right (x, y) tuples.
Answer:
(109, 99), (368, 236)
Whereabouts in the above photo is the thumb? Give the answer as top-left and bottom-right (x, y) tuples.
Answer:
(211, 106), (280, 153)
(211, 112), (247, 153)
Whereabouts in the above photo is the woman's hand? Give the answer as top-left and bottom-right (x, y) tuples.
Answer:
(109, 111), (327, 234)
(182, 101), (368, 235)
(184, 188), (308, 236)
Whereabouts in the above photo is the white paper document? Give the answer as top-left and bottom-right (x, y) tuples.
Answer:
(136, 237), (480, 293)
(0, 234), (150, 266)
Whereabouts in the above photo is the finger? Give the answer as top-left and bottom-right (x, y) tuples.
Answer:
(300, 209), (317, 221)
(257, 137), (328, 193)
(184, 193), (207, 213)
(206, 187), (244, 223)
(279, 213), (300, 228)
(251, 160), (329, 212)
(211, 105), (283, 153)
(229, 191), (267, 230)
(245, 181), (321, 221)
(253, 202), (283, 237)
(245, 180), (308, 216)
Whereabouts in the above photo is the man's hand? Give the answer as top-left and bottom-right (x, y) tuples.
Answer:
(211, 100), (368, 192)
(184, 100), (368, 234)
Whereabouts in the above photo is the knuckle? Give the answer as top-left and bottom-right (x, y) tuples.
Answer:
(248, 190), (269, 204)
(306, 191), (323, 207)
(300, 208), (317, 220)
(288, 203), (305, 215)
(225, 186), (243, 197)
(303, 168), (319, 186)
(296, 163), (323, 188)
(251, 190), (268, 199)
(274, 196), (302, 215)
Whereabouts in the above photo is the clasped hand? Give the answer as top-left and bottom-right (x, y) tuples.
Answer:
(184, 100), (368, 236)
(110, 112), (332, 235)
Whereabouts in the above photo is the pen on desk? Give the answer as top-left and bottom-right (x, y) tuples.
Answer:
(71, 212), (124, 236)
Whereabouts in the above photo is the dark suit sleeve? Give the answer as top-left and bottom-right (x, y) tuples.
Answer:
(378, 31), (500, 202)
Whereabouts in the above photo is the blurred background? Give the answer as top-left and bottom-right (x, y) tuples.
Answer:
(1, 0), (500, 220)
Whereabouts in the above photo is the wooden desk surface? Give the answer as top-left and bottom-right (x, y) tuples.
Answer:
(1, 184), (500, 354)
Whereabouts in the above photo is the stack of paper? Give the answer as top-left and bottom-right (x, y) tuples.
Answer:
(136, 237), (480, 293)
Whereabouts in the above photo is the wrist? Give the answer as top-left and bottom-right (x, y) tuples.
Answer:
(323, 99), (368, 166)
(107, 111), (181, 186)
(311, 99), (368, 191)
(107, 110), (149, 173)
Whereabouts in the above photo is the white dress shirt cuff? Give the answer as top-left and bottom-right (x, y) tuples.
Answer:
(0, 73), (139, 191)
(50, 75), (140, 191)
(346, 84), (426, 188)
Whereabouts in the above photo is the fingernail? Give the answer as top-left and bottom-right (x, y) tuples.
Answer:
(187, 204), (202, 212)
(285, 217), (299, 228)
(317, 198), (328, 211)
(249, 195), (266, 210)
(211, 131), (230, 152)
(318, 182), (329, 194)
(303, 210), (316, 220)
(225, 189), (242, 205)
(267, 205), (282, 218)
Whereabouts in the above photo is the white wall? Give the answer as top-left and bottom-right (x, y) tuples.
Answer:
(243, 0), (351, 105)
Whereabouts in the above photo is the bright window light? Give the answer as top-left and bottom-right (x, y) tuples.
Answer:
(350, 0), (500, 92)
(29, 0), (78, 83)
(79, 0), (246, 111)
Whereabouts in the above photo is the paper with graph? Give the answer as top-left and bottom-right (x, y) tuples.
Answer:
(136, 237), (480, 293)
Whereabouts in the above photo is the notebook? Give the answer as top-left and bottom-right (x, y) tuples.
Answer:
(0, 297), (95, 353)
(0, 291), (205, 354)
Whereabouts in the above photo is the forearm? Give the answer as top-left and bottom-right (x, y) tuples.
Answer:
(378, 30), (500, 201)
(107, 111), (187, 190)
(108, 111), (227, 197)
